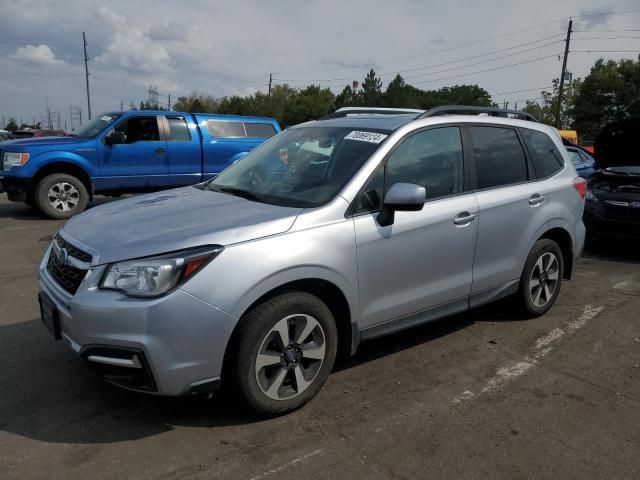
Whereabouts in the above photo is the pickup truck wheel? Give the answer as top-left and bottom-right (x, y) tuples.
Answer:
(228, 292), (338, 416)
(35, 173), (89, 219)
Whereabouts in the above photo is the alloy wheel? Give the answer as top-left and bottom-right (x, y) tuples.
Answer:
(529, 252), (560, 307)
(47, 182), (80, 212)
(254, 314), (326, 401)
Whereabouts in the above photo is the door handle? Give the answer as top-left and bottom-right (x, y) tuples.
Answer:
(155, 148), (166, 155)
(529, 194), (545, 206)
(453, 212), (476, 225)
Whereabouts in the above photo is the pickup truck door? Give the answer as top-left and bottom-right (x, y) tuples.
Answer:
(98, 115), (168, 190)
(162, 115), (203, 187)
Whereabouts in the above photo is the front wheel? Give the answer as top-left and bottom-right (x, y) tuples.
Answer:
(228, 292), (338, 416)
(35, 173), (89, 219)
(517, 239), (564, 317)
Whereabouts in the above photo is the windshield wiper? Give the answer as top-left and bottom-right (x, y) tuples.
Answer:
(215, 186), (264, 202)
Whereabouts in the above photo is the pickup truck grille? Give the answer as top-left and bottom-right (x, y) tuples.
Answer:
(46, 234), (92, 294)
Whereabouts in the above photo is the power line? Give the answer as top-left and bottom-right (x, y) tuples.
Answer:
(274, 35), (564, 83)
(490, 86), (553, 96)
(572, 36), (640, 40)
(571, 50), (640, 53)
(573, 29), (640, 33)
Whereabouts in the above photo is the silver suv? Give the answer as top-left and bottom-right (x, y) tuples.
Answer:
(38, 106), (586, 415)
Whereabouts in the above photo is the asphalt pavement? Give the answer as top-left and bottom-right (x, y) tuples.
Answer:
(1, 196), (639, 480)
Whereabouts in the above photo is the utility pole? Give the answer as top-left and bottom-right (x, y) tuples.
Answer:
(268, 73), (273, 98)
(168, 93), (171, 111)
(555, 19), (572, 129)
(120, 101), (124, 112)
(83, 32), (92, 120)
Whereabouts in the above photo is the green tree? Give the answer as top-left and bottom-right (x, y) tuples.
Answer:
(522, 78), (582, 128)
(573, 56), (640, 139)
(5, 118), (18, 131)
(335, 84), (363, 108)
(384, 74), (425, 108)
(282, 85), (335, 126)
(361, 69), (383, 106)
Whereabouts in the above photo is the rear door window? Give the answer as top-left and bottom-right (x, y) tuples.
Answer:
(521, 128), (564, 178)
(244, 122), (277, 138)
(469, 126), (528, 189)
(207, 120), (246, 138)
(166, 116), (191, 141)
(114, 116), (161, 143)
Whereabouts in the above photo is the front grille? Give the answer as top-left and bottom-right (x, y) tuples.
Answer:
(54, 234), (92, 262)
(46, 235), (92, 294)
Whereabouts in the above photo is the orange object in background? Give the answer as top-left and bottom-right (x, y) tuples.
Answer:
(559, 130), (578, 145)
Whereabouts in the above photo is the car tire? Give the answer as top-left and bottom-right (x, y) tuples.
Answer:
(517, 239), (564, 318)
(228, 291), (338, 416)
(35, 173), (89, 219)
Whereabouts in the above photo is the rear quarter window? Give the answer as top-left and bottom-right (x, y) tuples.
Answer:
(469, 126), (528, 189)
(207, 120), (246, 138)
(244, 122), (277, 138)
(521, 128), (564, 178)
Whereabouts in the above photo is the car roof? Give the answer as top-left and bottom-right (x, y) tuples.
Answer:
(296, 114), (418, 131)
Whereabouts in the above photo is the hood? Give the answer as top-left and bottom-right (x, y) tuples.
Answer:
(0, 136), (86, 149)
(62, 186), (303, 265)
(594, 118), (640, 169)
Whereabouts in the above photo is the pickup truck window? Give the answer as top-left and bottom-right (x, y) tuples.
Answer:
(245, 122), (277, 138)
(114, 116), (161, 143)
(207, 120), (245, 138)
(74, 113), (121, 138)
(166, 116), (191, 141)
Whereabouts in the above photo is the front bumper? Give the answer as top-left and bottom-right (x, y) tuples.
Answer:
(0, 176), (29, 201)
(38, 243), (239, 396)
(584, 208), (640, 239)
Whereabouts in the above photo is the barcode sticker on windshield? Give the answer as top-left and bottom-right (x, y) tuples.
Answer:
(344, 131), (388, 144)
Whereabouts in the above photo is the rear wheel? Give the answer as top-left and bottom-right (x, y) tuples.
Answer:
(517, 239), (564, 317)
(228, 292), (337, 416)
(35, 173), (89, 219)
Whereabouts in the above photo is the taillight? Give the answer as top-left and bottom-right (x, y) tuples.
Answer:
(573, 177), (587, 198)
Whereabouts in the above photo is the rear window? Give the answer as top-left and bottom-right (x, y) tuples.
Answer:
(521, 128), (564, 178)
(469, 126), (528, 189)
(166, 116), (191, 141)
(207, 120), (245, 138)
(244, 122), (277, 138)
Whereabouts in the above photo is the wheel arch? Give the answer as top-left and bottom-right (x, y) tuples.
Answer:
(33, 162), (93, 200)
(222, 277), (356, 382)
(538, 227), (574, 279)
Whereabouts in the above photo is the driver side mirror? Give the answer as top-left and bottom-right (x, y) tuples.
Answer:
(105, 131), (126, 145)
(377, 182), (426, 227)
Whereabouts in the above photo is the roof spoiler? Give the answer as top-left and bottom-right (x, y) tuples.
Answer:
(417, 105), (539, 122)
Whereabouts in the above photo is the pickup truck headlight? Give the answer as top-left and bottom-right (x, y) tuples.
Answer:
(99, 246), (223, 298)
(3, 152), (30, 170)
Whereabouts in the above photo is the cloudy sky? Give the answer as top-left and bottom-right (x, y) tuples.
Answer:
(0, 0), (639, 129)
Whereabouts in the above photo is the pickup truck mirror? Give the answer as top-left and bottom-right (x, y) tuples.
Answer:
(105, 131), (127, 145)
(377, 182), (426, 227)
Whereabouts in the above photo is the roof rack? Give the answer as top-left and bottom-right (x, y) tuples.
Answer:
(417, 105), (538, 122)
(320, 107), (425, 120)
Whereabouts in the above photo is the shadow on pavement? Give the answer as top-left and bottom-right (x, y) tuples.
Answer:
(0, 196), (126, 220)
(582, 236), (640, 264)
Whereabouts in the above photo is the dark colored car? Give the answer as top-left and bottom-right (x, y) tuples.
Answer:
(583, 118), (640, 239)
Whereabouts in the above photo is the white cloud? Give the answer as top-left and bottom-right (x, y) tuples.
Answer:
(11, 44), (62, 65)
(94, 6), (172, 73)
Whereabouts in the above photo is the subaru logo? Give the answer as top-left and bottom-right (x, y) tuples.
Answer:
(630, 201), (640, 209)
(57, 247), (69, 265)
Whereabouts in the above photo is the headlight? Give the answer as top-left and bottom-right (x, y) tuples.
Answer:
(99, 246), (223, 298)
(3, 152), (30, 170)
(585, 189), (598, 202)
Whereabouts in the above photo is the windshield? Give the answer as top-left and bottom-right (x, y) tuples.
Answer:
(209, 126), (390, 208)
(73, 113), (121, 138)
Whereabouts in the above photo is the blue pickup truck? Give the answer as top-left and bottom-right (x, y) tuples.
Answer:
(0, 111), (281, 218)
